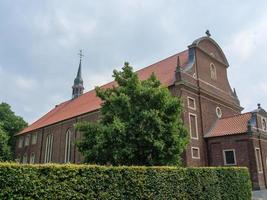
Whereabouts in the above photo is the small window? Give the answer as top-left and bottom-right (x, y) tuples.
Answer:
(210, 63), (217, 80)
(189, 113), (198, 139)
(262, 118), (267, 131)
(187, 97), (196, 110)
(22, 154), (27, 164)
(223, 149), (236, 165)
(255, 148), (263, 173)
(24, 135), (30, 146)
(216, 107), (222, 118)
(191, 147), (200, 159)
(30, 153), (35, 164)
(18, 137), (24, 148)
(31, 133), (37, 145)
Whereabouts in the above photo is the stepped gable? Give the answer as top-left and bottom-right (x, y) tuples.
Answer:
(18, 50), (189, 135)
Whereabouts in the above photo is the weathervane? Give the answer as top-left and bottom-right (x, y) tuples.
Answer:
(78, 49), (84, 60)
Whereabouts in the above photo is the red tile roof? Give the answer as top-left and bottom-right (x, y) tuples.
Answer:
(18, 50), (189, 135)
(205, 112), (252, 138)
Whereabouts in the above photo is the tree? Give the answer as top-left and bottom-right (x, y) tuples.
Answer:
(0, 103), (27, 159)
(0, 123), (11, 161)
(76, 62), (188, 166)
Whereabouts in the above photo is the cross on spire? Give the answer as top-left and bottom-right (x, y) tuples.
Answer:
(78, 49), (84, 60)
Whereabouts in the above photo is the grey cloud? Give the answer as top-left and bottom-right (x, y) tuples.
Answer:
(0, 0), (267, 123)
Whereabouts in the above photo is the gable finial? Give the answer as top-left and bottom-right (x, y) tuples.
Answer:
(257, 103), (261, 109)
(78, 49), (84, 61)
(205, 30), (211, 37)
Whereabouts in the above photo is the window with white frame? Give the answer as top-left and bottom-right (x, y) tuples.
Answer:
(22, 154), (27, 164)
(191, 147), (200, 159)
(262, 118), (267, 131)
(210, 63), (217, 80)
(223, 149), (236, 165)
(44, 134), (53, 163)
(187, 97), (196, 110)
(30, 152), (35, 164)
(24, 135), (30, 146)
(18, 137), (24, 148)
(64, 129), (72, 163)
(255, 148), (263, 173)
(189, 113), (198, 139)
(31, 133), (37, 145)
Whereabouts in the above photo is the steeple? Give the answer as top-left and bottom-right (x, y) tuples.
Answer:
(72, 50), (84, 99)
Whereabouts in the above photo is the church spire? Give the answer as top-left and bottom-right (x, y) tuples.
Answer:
(72, 50), (84, 99)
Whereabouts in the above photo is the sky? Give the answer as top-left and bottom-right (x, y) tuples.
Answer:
(0, 0), (267, 124)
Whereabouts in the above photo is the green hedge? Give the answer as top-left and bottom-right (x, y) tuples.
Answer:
(0, 163), (251, 200)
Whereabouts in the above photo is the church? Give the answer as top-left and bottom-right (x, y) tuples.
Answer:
(15, 34), (267, 190)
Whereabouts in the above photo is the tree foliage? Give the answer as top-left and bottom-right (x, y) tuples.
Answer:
(0, 124), (11, 161)
(0, 103), (27, 159)
(76, 62), (188, 166)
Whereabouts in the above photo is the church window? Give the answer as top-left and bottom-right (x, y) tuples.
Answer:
(189, 113), (198, 139)
(18, 137), (24, 148)
(216, 107), (222, 118)
(262, 118), (267, 131)
(187, 97), (196, 110)
(223, 149), (236, 165)
(64, 130), (72, 163)
(210, 63), (217, 80)
(22, 153), (28, 164)
(30, 152), (35, 164)
(25, 135), (30, 146)
(44, 134), (53, 163)
(31, 133), (37, 145)
(191, 147), (200, 159)
(255, 148), (263, 173)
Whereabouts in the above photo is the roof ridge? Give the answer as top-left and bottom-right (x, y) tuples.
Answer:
(218, 112), (252, 120)
(70, 50), (188, 99)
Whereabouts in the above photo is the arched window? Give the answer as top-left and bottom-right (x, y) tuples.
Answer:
(64, 130), (72, 163)
(262, 118), (267, 131)
(16, 155), (21, 163)
(22, 154), (27, 164)
(210, 63), (217, 80)
(44, 134), (53, 163)
(216, 107), (222, 118)
(30, 152), (35, 164)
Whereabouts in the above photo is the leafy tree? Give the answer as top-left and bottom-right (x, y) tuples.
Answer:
(0, 123), (11, 161)
(76, 62), (188, 166)
(0, 103), (27, 159)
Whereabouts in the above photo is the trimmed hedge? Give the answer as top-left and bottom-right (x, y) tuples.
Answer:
(0, 163), (251, 200)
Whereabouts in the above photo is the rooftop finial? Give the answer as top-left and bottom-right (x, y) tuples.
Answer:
(257, 103), (261, 109)
(78, 49), (84, 61)
(205, 30), (211, 37)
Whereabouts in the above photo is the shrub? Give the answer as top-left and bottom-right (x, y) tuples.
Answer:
(0, 163), (251, 200)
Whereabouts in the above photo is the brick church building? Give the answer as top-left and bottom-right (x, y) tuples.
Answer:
(15, 34), (267, 189)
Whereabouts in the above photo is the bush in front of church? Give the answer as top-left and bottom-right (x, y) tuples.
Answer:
(76, 62), (188, 166)
(0, 163), (251, 199)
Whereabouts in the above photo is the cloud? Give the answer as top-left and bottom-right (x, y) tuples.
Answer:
(1, 0), (267, 123)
